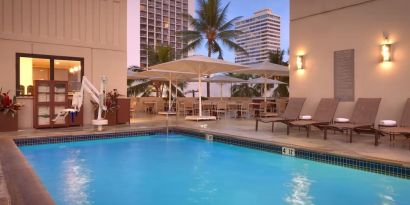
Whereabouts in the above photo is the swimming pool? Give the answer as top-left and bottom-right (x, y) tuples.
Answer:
(20, 133), (410, 205)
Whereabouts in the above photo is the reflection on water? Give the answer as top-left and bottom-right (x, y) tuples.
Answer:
(379, 183), (396, 205)
(285, 172), (314, 205)
(188, 150), (217, 203)
(62, 149), (92, 205)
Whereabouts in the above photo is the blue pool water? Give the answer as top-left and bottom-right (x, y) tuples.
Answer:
(20, 134), (410, 205)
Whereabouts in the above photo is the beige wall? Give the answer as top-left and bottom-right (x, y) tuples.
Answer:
(289, 0), (410, 122)
(0, 0), (127, 128)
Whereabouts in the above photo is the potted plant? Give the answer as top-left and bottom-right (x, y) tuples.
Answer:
(0, 88), (22, 132)
(93, 89), (120, 126)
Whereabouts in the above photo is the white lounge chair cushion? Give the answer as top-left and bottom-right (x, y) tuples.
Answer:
(380, 120), (397, 126)
(300, 115), (312, 120)
(335, 118), (350, 123)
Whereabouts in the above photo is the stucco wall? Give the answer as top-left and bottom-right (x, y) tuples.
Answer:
(289, 0), (410, 122)
(0, 0), (127, 128)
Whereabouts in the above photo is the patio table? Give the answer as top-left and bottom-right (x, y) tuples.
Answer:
(228, 102), (242, 118)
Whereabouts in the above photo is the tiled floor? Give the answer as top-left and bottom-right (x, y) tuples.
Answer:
(2, 113), (410, 166)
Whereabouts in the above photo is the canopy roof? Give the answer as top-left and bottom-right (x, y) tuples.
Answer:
(247, 77), (287, 84)
(234, 61), (289, 77)
(128, 69), (196, 81)
(148, 55), (249, 75)
(189, 75), (246, 83)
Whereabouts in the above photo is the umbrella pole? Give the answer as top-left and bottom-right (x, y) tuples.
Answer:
(264, 75), (267, 112)
(198, 70), (202, 117)
(220, 83), (223, 101)
(168, 74), (172, 112)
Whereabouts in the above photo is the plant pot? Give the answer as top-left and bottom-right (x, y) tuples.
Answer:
(105, 110), (117, 126)
(0, 113), (18, 132)
(94, 110), (117, 126)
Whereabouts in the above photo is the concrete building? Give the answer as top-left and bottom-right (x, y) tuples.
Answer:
(235, 8), (281, 65)
(290, 0), (410, 122)
(0, 0), (127, 128)
(134, 0), (195, 67)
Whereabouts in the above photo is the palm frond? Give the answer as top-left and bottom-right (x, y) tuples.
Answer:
(218, 29), (243, 40)
(219, 16), (242, 31)
(212, 41), (224, 59)
(180, 38), (202, 55)
(216, 1), (229, 28)
(221, 39), (248, 55)
(179, 30), (202, 42)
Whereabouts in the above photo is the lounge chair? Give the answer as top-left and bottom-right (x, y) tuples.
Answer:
(287, 98), (339, 138)
(324, 98), (382, 143)
(376, 98), (410, 146)
(255, 98), (306, 132)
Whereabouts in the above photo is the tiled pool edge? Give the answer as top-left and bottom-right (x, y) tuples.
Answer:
(13, 127), (410, 180)
(0, 163), (11, 205)
(172, 128), (410, 179)
(0, 138), (55, 205)
(14, 129), (167, 147)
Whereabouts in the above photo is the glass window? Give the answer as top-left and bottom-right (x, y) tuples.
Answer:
(19, 57), (51, 95)
(17, 54), (84, 96)
(54, 60), (82, 92)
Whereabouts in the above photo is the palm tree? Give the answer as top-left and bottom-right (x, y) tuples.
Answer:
(127, 45), (187, 97)
(179, 0), (247, 97)
(268, 49), (289, 97)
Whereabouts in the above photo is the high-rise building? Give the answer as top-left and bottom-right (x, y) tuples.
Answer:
(235, 9), (281, 65)
(138, 0), (195, 67)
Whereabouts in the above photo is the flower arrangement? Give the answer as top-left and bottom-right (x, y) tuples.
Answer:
(105, 89), (120, 112)
(0, 88), (22, 117)
(91, 89), (121, 114)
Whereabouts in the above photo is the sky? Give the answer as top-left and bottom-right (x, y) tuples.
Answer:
(194, 0), (290, 62)
(127, 0), (290, 66)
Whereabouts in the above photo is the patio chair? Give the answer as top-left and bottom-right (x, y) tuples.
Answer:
(130, 100), (137, 118)
(228, 101), (241, 118)
(184, 101), (195, 116)
(215, 101), (227, 119)
(202, 101), (213, 116)
(287, 98), (339, 137)
(376, 98), (410, 146)
(260, 98), (288, 118)
(239, 101), (250, 118)
(324, 98), (382, 143)
(258, 101), (277, 118)
(255, 98), (306, 132)
(276, 98), (288, 114)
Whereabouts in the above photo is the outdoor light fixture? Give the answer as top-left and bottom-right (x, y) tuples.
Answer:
(296, 55), (304, 70)
(381, 35), (392, 62)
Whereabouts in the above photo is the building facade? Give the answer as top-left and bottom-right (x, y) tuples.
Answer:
(290, 0), (410, 121)
(137, 0), (195, 67)
(0, 0), (127, 128)
(235, 9), (281, 65)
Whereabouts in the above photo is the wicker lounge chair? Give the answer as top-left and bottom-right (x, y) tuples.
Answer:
(287, 98), (339, 137)
(376, 98), (410, 146)
(324, 98), (382, 143)
(255, 98), (306, 132)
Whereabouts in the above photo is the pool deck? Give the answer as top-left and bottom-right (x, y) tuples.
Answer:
(0, 114), (410, 204)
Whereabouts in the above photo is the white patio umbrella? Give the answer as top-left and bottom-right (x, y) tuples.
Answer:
(234, 61), (289, 103)
(130, 69), (196, 114)
(189, 75), (246, 100)
(235, 61), (289, 77)
(247, 77), (287, 106)
(148, 55), (249, 121)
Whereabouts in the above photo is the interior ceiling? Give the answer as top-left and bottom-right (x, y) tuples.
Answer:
(31, 58), (81, 69)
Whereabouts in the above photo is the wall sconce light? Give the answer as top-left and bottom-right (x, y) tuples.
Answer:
(381, 35), (392, 62)
(296, 55), (304, 70)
